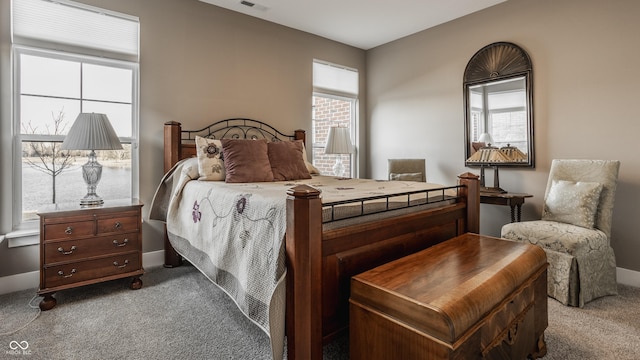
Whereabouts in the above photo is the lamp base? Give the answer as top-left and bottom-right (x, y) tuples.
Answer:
(80, 150), (105, 207)
(80, 194), (104, 207)
(332, 157), (346, 177)
(479, 165), (507, 193)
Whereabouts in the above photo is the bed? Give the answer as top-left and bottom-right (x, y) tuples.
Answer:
(151, 119), (480, 360)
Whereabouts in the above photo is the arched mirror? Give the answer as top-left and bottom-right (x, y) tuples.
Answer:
(464, 42), (534, 169)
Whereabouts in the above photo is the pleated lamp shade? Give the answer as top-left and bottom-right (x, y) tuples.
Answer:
(61, 113), (122, 151)
(324, 126), (353, 155)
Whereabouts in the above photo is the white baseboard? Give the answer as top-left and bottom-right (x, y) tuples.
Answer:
(0, 269), (39, 296)
(0, 250), (165, 295)
(2, 258), (639, 296)
(142, 249), (165, 269)
(617, 267), (640, 288)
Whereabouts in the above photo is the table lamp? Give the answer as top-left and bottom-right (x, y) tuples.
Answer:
(467, 133), (508, 193)
(324, 126), (353, 177)
(61, 113), (123, 206)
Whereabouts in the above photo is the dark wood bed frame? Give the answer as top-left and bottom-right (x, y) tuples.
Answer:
(162, 119), (480, 360)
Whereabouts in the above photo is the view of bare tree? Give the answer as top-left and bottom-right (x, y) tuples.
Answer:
(22, 109), (75, 204)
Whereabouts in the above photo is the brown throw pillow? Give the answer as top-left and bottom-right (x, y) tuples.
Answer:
(221, 139), (274, 183)
(268, 140), (312, 181)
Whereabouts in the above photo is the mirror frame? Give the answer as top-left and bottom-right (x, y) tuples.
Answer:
(463, 41), (534, 168)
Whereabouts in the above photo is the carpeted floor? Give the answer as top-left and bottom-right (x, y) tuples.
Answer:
(1, 263), (638, 359)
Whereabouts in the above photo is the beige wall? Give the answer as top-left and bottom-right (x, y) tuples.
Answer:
(2, 0), (639, 278)
(366, 0), (640, 272)
(0, 0), (366, 276)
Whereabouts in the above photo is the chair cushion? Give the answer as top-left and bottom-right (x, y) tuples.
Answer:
(542, 180), (603, 228)
(501, 220), (609, 257)
(389, 172), (424, 182)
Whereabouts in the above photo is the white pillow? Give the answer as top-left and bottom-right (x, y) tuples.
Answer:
(542, 180), (603, 229)
(195, 136), (225, 181)
(301, 142), (321, 175)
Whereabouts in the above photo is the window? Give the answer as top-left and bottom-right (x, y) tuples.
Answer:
(8, 0), (139, 241)
(469, 77), (527, 149)
(16, 48), (138, 222)
(487, 90), (527, 150)
(312, 60), (358, 177)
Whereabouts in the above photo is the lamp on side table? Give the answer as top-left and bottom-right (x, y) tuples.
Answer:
(61, 113), (122, 206)
(324, 126), (353, 177)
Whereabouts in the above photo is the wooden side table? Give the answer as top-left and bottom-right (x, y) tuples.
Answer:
(480, 192), (533, 222)
(37, 198), (144, 310)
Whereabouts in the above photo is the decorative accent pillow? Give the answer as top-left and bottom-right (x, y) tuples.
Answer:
(195, 136), (225, 181)
(301, 143), (321, 175)
(221, 138), (274, 183)
(267, 140), (312, 181)
(389, 172), (424, 182)
(542, 180), (603, 229)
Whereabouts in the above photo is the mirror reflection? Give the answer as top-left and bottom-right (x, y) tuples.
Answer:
(464, 42), (534, 168)
(468, 76), (528, 162)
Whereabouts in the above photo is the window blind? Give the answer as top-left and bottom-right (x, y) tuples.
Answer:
(12, 0), (139, 59)
(313, 60), (358, 97)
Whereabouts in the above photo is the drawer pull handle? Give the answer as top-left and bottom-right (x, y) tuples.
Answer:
(113, 260), (129, 269)
(57, 246), (77, 255)
(64, 226), (73, 235)
(113, 239), (129, 247)
(114, 222), (122, 229)
(57, 269), (77, 278)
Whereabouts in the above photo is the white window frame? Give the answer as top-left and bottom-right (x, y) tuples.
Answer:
(312, 60), (359, 178)
(311, 92), (358, 177)
(7, 45), (140, 247)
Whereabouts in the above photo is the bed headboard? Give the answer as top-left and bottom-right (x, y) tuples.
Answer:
(164, 119), (306, 173)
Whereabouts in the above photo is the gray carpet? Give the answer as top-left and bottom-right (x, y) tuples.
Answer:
(1, 264), (638, 359)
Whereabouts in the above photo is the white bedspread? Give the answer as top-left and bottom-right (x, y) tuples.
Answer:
(150, 157), (453, 359)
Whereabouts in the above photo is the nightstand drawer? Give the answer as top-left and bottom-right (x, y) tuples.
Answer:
(96, 214), (139, 235)
(43, 221), (94, 241)
(43, 253), (141, 288)
(44, 233), (140, 264)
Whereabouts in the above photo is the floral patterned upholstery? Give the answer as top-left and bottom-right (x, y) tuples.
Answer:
(501, 159), (620, 307)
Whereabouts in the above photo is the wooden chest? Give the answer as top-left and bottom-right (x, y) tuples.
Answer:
(350, 233), (548, 360)
(38, 199), (144, 310)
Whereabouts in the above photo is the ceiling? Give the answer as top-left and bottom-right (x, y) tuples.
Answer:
(198, 0), (507, 50)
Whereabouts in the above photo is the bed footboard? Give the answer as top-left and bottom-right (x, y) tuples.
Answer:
(285, 173), (479, 360)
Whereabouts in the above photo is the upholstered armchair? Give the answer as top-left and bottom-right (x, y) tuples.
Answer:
(501, 159), (620, 307)
(387, 159), (426, 182)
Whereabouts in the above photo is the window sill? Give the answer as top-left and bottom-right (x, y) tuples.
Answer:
(4, 226), (39, 248)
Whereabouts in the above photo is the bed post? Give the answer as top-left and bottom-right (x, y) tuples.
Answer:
(294, 129), (306, 145)
(164, 121), (182, 173)
(285, 185), (323, 360)
(163, 121), (183, 268)
(458, 172), (480, 234)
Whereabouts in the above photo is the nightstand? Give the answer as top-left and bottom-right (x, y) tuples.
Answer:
(37, 199), (144, 311)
